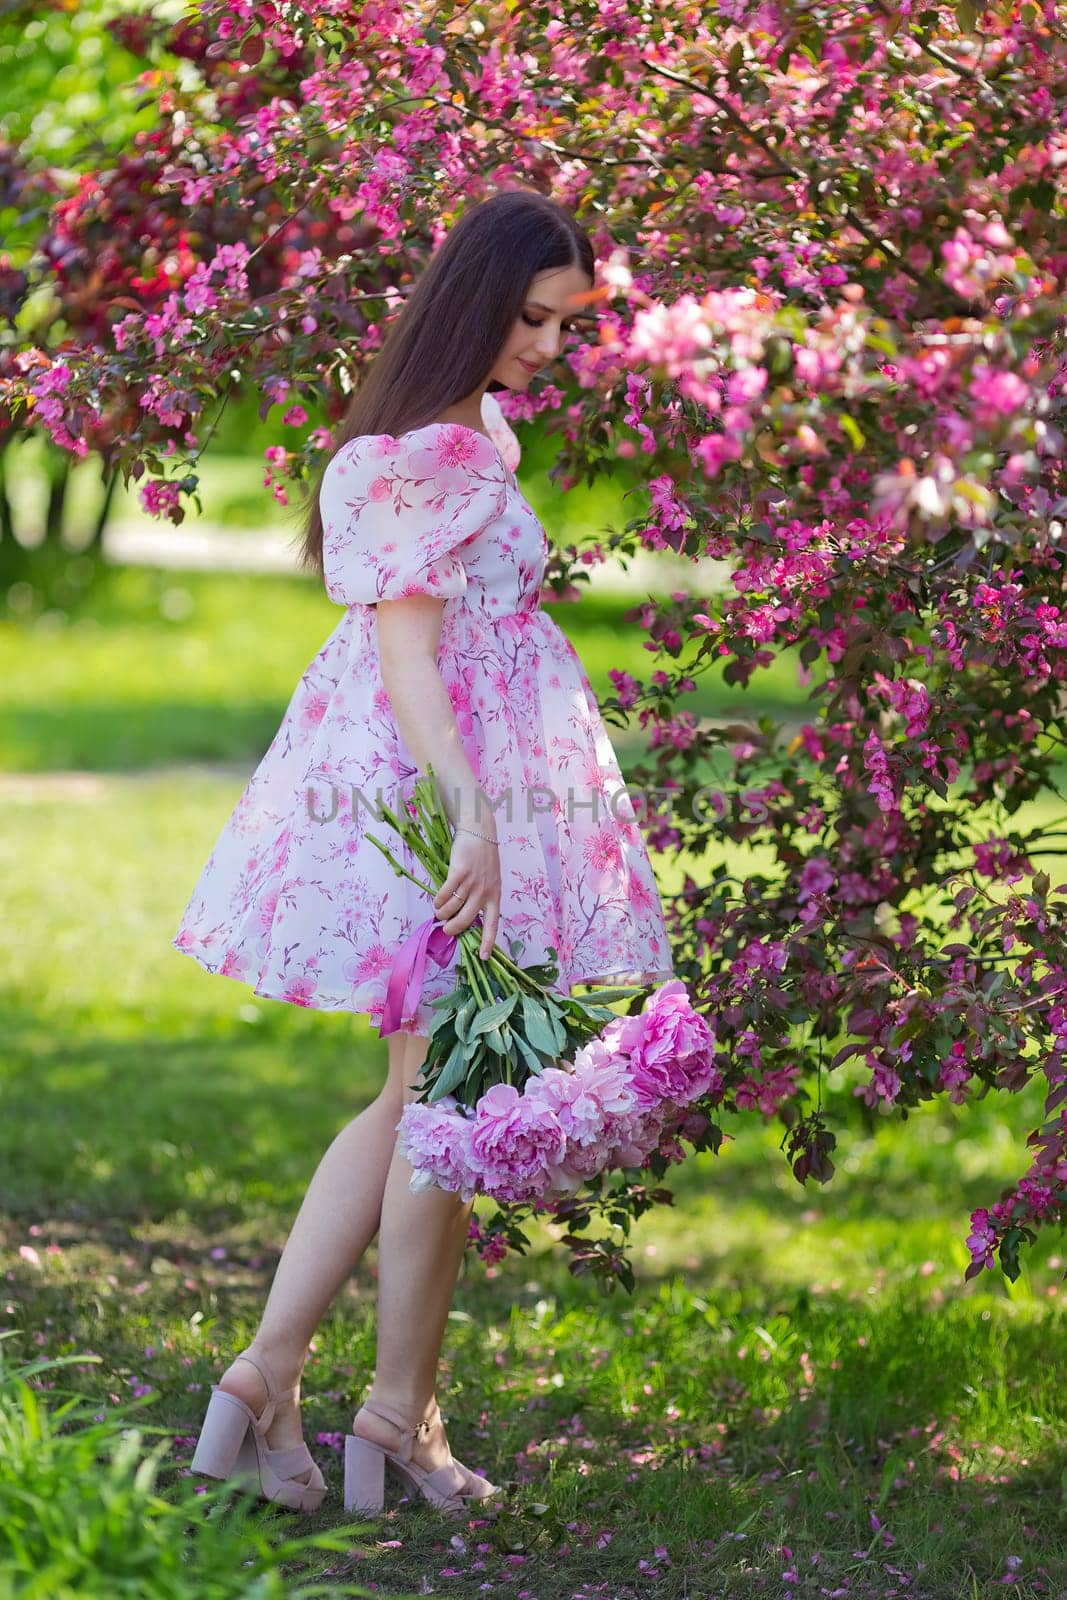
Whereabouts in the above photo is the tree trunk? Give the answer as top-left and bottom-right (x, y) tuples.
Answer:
(0, 446), (15, 545)
(0, 443), (31, 588)
(0, 447), (115, 602)
(44, 451), (68, 543)
(87, 466), (119, 552)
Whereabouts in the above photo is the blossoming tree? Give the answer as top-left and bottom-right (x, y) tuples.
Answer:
(4, 0), (1067, 1286)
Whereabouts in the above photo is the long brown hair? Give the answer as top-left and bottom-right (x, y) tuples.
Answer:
(298, 189), (595, 579)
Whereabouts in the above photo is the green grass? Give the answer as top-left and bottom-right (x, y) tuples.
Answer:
(0, 1344), (367, 1600)
(2, 558), (1066, 1596)
(0, 564), (805, 773)
(2, 764), (1066, 1598)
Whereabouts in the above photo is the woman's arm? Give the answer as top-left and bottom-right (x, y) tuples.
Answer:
(376, 595), (501, 960)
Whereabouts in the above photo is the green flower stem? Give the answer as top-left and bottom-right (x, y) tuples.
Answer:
(414, 774), (454, 845)
(486, 946), (542, 988)
(388, 827), (446, 881)
(361, 832), (438, 895)
(367, 802), (449, 881)
(458, 946), (483, 1009)
(423, 794), (455, 860)
(368, 782), (554, 1003)
(464, 933), (548, 1000)
(411, 789), (447, 857)
(458, 932), (494, 1006)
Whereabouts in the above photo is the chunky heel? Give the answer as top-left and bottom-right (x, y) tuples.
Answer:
(189, 1343), (327, 1512)
(344, 1398), (499, 1517)
(191, 1388), (255, 1479)
(344, 1433), (386, 1513)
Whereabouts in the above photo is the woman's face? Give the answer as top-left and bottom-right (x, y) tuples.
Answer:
(490, 263), (596, 389)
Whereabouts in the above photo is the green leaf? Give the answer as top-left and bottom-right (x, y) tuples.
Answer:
(454, 996), (478, 1042)
(839, 413), (866, 451)
(464, 1063), (485, 1108)
(469, 993), (518, 1035)
(513, 1031), (548, 1078)
(426, 1040), (471, 1102)
(572, 985), (644, 1005)
(521, 994), (561, 1057)
(544, 1001), (568, 1051)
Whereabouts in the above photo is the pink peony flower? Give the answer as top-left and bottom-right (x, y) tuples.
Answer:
(525, 1044), (635, 1145)
(606, 979), (717, 1106)
(568, 1036), (643, 1114)
(397, 1098), (479, 1200)
(552, 1141), (609, 1184)
(468, 1083), (568, 1202)
(600, 1102), (670, 1167)
(523, 1066), (606, 1147)
(397, 981), (716, 1203)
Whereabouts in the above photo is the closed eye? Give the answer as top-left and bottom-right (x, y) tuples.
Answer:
(522, 313), (582, 333)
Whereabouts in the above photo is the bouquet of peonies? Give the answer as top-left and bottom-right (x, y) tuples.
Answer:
(366, 767), (717, 1201)
(397, 983), (721, 1201)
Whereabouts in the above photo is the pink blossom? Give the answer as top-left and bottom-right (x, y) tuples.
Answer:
(139, 480), (182, 518)
(937, 1059), (973, 1104)
(969, 362), (1030, 422)
(973, 837), (1030, 882)
(33, 363), (72, 395)
(966, 1208), (997, 1270)
(397, 1098), (479, 1200)
(862, 730), (899, 813)
(853, 1062), (903, 1108)
(798, 856), (834, 902)
(606, 978), (717, 1106)
(468, 1083), (568, 1201)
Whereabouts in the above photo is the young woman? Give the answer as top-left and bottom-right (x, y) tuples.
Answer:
(174, 189), (675, 1516)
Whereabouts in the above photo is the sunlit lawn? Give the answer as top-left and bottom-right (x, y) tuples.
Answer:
(0, 563), (803, 772)
(1, 564), (1065, 1598)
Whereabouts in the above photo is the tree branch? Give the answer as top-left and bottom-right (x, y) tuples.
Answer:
(640, 57), (979, 314)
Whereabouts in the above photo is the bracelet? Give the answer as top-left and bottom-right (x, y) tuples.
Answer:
(456, 825), (498, 845)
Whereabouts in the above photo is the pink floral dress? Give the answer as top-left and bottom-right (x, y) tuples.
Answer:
(172, 391), (676, 1035)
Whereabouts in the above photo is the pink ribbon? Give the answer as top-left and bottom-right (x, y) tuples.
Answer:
(379, 915), (461, 1035)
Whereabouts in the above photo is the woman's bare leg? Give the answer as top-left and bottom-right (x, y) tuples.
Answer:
(216, 1030), (414, 1449)
(351, 1031), (476, 1472)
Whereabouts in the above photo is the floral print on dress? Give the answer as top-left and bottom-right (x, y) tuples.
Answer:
(172, 391), (676, 1035)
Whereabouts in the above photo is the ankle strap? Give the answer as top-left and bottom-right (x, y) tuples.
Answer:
(360, 1397), (441, 1462)
(236, 1343), (297, 1434)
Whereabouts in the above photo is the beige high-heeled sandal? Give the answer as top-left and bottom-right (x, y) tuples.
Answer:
(344, 1397), (499, 1517)
(190, 1342), (326, 1512)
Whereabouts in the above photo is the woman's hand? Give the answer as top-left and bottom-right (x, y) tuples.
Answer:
(432, 830), (501, 960)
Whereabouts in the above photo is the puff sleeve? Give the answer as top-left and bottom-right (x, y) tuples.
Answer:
(318, 425), (508, 607)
